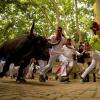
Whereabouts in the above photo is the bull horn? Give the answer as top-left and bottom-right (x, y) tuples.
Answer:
(50, 40), (61, 46)
(30, 21), (35, 34)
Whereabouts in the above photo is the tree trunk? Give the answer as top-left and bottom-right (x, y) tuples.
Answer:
(50, 0), (68, 36)
(94, 0), (100, 24)
(75, 0), (82, 44)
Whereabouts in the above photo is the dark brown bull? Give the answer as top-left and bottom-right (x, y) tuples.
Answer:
(0, 22), (57, 82)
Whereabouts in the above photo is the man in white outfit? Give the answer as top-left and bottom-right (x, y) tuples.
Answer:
(80, 24), (100, 83)
(0, 59), (5, 73)
(59, 38), (80, 82)
(9, 63), (19, 78)
(39, 27), (65, 82)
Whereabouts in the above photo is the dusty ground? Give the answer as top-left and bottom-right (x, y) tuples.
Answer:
(0, 75), (100, 100)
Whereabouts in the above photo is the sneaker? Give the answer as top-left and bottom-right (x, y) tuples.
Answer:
(60, 76), (70, 82)
(80, 78), (85, 84)
(16, 78), (27, 84)
(55, 75), (59, 80)
(39, 75), (46, 82)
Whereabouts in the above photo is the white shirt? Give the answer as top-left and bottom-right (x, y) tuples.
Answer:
(62, 45), (76, 60)
(48, 35), (65, 55)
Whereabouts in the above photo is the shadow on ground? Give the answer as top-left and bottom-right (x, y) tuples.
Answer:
(0, 79), (56, 87)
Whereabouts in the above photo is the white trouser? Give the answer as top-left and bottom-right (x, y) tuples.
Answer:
(0, 61), (5, 72)
(26, 63), (34, 79)
(9, 63), (15, 77)
(9, 63), (19, 77)
(81, 50), (100, 78)
(36, 60), (47, 74)
(13, 66), (19, 77)
(41, 54), (59, 76)
(59, 55), (74, 77)
(60, 61), (68, 77)
(58, 55), (68, 76)
(0, 63), (3, 72)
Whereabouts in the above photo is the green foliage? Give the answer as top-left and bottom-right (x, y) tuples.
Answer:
(0, 0), (94, 44)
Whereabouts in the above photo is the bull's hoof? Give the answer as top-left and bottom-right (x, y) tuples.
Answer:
(39, 75), (46, 82)
(16, 79), (27, 84)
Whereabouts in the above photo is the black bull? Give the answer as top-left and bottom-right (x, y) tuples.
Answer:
(0, 23), (56, 82)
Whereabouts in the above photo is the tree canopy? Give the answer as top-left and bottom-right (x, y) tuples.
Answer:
(0, 0), (95, 44)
